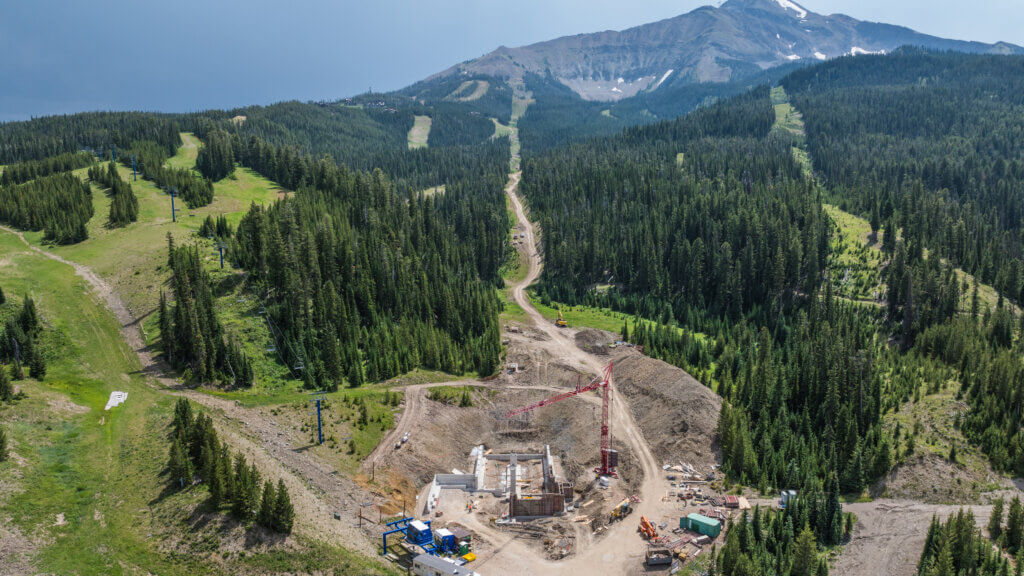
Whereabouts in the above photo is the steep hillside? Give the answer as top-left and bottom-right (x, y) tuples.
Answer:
(430, 0), (1022, 102)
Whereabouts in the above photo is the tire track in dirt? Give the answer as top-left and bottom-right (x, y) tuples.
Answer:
(0, 225), (374, 552)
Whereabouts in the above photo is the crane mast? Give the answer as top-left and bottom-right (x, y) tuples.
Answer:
(505, 363), (617, 477)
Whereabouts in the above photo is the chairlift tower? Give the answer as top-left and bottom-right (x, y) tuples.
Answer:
(309, 391), (326, 445)
(170, 188), (181, 222)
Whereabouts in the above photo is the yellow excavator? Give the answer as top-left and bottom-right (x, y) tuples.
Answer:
(556, 308), (568, 328)
(610, 498), (632, 521)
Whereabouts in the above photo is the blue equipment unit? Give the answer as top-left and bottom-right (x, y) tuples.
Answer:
(382, 517), (412, 555)
(434, 528), (456, 554)
(407, 520), (433, 546)
(381, 517), (438, 556)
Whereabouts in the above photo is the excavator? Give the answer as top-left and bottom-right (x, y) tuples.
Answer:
(555, 308), (568, 328)
(610, 498), (632, 521)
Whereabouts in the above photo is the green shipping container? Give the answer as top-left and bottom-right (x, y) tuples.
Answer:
(681, 513), (722, 538)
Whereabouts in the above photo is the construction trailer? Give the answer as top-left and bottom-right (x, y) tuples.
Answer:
(412, 554), (480, 576)
(681, 513), (722, 538)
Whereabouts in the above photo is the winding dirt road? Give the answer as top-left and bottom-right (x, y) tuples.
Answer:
(487, 167), (670, 575)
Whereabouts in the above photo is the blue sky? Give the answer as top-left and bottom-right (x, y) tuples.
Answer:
(1, 0), (1022, 121)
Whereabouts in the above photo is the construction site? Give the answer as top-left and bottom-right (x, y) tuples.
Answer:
(355, 165), (740, 575)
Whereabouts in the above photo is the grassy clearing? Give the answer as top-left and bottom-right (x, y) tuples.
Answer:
(0, 228), (398, 575)
(407, 115), (431, 149)
(498, 197), (529, 324)
(259, 385), (404, 475)
(770, 87), (804, 136)
(426, 385), (483, 406)
(491, 118), (513, 140)
(823, 204), (886, 303)
(165, 132), (201, 170)
(17, 133), (292, 400)
(28, 140), (284, 318)
(529, 294), (711, 345)
(447, 80), (489, 102)
(418, 185), (445, 197)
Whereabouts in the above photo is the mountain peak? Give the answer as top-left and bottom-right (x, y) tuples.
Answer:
(428, 1), (1023, 102)
(723, 0), (809, 19)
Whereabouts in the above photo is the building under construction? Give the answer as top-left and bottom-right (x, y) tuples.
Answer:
(425, 445), (573, 518)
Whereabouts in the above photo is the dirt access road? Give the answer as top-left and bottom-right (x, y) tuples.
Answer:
(471, 169), (670, 574)
(0, 225), (375, 554)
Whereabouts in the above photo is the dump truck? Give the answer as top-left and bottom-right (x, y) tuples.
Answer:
(555, 309), (568, 327)
(645, 548), (672, 566)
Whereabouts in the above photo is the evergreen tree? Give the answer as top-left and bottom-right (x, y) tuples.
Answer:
(28, 349), (46, 380)
(258, 480), (276, 528)
(19, 297), (38, 335)
(1006, 497), (1023, 554)
(989, 497), (1005, 541)
(272, 479), (294, 534)
(168, 436), (192, 488)
(0, 426), (7, 462)
(791, 526), (818, 576)
(0, 364), (12, 402)
(0, 284), (5, 305)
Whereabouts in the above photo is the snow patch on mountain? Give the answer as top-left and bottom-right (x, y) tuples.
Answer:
(774, 0), (807, 19)
(814, 51), (827, 60)
(786, 54), (801, 60)
(655, 69), (674, 88)
(850, 46), (885, 56)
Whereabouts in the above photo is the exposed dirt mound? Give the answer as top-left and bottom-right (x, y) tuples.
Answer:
(873, 453), (1010, 504)
(609, 349), (722, 472)
(574, 329), (611, 356)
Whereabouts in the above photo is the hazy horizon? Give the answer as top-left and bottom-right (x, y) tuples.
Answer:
(2, 0), (1022, 122)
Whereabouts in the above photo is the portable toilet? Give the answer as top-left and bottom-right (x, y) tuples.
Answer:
(434, 528), (456, 554)
(681, 513), (722, 538)
(780, 490), (797, 509)
(407, 520), (434, 546)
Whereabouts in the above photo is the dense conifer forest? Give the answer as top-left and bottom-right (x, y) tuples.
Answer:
(0, 151), (95, 186)
(0, 172), (93, 243)
(781, 49), (1024, 477)
(0, 112), (181, 163)
(123, 140), (215, 208)
(158, 242), (254, 387)
(89, 162), (139, 227)
(228, 156), (507, 387)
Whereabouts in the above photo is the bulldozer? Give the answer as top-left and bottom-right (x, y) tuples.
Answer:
(610, 498), (632, 522)
(555, 308), (568, 328)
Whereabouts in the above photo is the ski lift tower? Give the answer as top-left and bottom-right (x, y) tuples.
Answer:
(309, 391), (326, 445)
(169, 187), (182, 222)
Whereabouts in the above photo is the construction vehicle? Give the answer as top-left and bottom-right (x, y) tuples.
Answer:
(610, 498), (632, 521)
(505, 364), (618, 477)
(645, 548), (672, 566)
(638, 515), (658, 540)
(555, 308), (568, 327)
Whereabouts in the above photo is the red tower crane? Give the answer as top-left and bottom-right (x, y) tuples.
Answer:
(505, 363), (617, 477)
